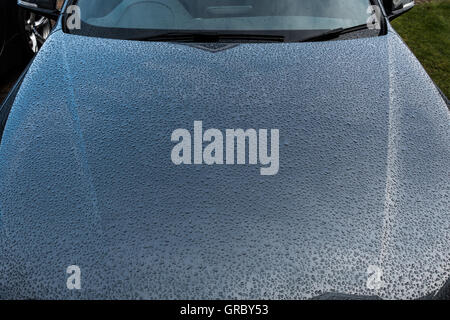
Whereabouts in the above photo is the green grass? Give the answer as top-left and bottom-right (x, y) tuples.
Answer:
(392, 0), (450, 97)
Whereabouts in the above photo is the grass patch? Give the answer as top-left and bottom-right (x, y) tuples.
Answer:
(392, 0), (450, 97)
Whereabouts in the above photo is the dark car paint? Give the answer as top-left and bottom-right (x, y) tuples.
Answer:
(0, 9), (450, 299)
(0, 60), (31, 142)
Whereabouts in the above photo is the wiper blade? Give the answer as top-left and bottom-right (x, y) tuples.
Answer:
(129, 32), (285, 43)
(299, 24), (369, 42)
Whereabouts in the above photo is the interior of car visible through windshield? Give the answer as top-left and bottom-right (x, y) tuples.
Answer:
(76, 0), (373, 31)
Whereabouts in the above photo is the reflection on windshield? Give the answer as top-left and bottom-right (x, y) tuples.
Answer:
(76, 0), (372, 31)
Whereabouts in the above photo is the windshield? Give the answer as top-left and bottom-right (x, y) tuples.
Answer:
(70, 0), (380, 41)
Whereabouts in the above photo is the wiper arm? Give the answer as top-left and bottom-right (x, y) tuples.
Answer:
(299, 24), (370, 42)
(129, 32), (285, 43)
(128, 25), (370, 43)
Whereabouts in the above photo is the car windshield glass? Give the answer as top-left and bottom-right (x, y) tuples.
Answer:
(70, 0), (380, 41)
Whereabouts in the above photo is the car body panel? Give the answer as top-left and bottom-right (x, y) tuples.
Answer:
(0, 26), (449, 299)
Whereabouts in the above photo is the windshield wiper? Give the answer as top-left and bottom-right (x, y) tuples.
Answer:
(128, 24), (372, 43)
(299, 24), (371, 42)
(129, 32), (285, 43)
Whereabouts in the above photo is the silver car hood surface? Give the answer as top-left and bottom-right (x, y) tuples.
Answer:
(0, 29), (449, 299)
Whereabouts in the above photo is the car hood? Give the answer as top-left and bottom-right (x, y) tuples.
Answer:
(0, 29), (449, 299)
